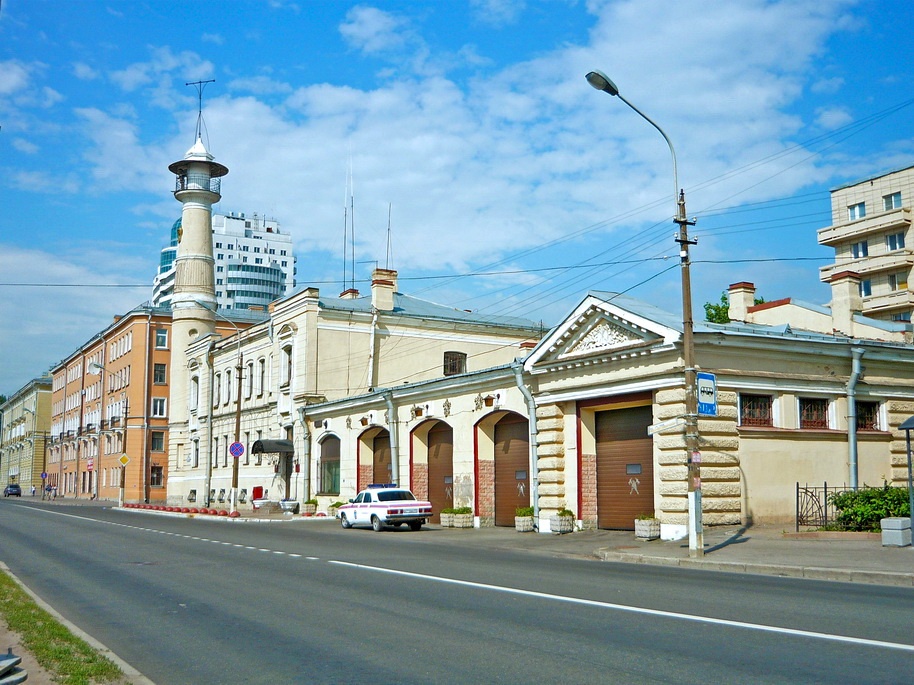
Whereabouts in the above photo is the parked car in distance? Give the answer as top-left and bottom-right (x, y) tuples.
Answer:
(338, 484), (432, 531)
(3, 484), (22, 497)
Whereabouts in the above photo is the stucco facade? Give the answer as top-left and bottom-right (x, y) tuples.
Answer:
(1, 375), (52, 494)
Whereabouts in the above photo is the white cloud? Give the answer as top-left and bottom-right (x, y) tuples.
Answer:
(469, 0), (526, 26)
(12, 139), (39, 154)
(815, 106), (854, 130)
(73, 62), (99, 80)
(202, 33), (225, 45)
(339, 5), (410, 54)
(0, 59), (31, 95)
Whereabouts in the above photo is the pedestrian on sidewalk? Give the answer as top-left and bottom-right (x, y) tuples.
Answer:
(31, 485), (36, 497)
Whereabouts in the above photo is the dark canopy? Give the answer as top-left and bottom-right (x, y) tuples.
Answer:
(251, 439), (294, 455)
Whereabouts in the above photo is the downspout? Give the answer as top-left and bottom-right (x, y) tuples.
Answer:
(297, 406), (312, 500)
(203, 339), (216, 507)
(512, 361), (540, 527)
(367, 309), (379, 390)
(142, 314), (151, 503)
(383, 391), (400, 485)
(847, 347), (865, 490)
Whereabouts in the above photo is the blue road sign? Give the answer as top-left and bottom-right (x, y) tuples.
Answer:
(229, 442), (245, 458)
(697, 372), (717, 416)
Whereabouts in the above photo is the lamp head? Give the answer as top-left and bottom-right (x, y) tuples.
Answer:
(585, 70), (619, 96)
(87, 362), (105, 375)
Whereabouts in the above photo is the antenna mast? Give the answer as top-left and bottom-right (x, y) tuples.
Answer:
(385, 203), (393, 270)
(186, 79), (215, 140)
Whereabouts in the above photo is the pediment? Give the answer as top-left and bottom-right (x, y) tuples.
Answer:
(524, 294), (679, 370)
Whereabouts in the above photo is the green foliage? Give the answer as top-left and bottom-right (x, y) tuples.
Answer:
(440, 507), (455, 515)
(329, 501), (346, 508)
(828, 484), (911, 532)
(452, 506), (472, 515)
(515, 506), (534, 517)
(304, 498), (318, 505)
(636, 512), (657, 520)
(0, 570), (123, 684)
(555, 508), (574, 517)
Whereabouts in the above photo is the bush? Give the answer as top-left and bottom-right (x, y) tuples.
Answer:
(452, 506), (472, 515)
(828, 484), (910, 532)
(515, 506), (534, 517)
(555, 508), (574, 518)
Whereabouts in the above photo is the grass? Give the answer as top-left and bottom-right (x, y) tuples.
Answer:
(0, 568), (126, 685)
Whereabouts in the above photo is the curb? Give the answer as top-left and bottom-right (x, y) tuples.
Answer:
(595, 549), (914, 587)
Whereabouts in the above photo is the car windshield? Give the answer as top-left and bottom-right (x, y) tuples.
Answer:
(377, 490), (416, 502)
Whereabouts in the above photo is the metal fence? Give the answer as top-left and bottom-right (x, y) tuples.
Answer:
(795, 482), (852, 531)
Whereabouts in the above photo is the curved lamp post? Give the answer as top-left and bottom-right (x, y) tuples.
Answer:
(586, 70), (703, 557)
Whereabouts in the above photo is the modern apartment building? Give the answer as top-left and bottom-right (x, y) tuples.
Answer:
(0, 375), (52, 494)
(152, 211), (296, 312)
(818, 164), (914, 322)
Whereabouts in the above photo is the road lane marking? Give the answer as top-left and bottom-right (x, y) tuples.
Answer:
(328, 560), (914, 654)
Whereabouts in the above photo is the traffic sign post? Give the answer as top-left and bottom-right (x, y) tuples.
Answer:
(229, 442), (245, 459)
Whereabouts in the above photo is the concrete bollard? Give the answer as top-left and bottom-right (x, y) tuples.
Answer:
(880, 517), (912, 547)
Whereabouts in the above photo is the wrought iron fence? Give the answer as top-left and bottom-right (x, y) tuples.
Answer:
(795, 482), (852, 531)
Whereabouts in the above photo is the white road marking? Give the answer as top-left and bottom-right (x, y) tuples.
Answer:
(328, 560), (914, 654)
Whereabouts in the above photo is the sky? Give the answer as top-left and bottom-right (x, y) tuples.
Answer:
(2, 0), (914, 395)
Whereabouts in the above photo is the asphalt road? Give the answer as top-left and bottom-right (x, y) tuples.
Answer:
(2, 500), (913, 684)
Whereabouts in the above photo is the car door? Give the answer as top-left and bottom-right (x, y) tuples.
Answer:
(358, 491), (373, 524)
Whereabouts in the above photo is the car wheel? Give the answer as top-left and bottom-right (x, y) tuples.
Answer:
(340, 514), (352, 529)
(409, 521), (422, 531)
(371, 515), (383, 532)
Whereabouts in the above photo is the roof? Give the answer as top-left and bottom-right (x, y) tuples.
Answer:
(830, 162), (914, 192)
(251, 439), (294, 454)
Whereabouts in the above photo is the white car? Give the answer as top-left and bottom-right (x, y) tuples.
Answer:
(338, 484), (432, 531)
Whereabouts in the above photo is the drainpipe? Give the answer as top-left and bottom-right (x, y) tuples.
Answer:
(297, 406), (312, 500)
(512, 361), (540, 525)
(383, 391), (400, 485)
(367, 310), (379, 390)
(203, 339), (216, 507)
(847, 347), (865, 490)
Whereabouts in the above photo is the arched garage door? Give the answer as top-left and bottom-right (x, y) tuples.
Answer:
(373, 432), (391, 484)
(494, 413), (529, 527)
(596, 405), (653, 529)
(427, 422), (453, 523)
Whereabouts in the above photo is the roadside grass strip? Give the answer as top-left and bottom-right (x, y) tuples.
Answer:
(0, 567), (124, 685)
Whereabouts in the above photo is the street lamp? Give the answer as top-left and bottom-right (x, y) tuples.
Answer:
(195, 300), (244, 515)
(586, 69), (703, 557)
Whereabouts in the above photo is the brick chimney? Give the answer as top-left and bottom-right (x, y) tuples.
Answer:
(371, 268), (398, 311)
(829, 270), (862, 337)
(727, 282), (756, 322)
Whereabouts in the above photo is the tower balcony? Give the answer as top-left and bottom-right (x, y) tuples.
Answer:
(818, 207), (911, 246)
(174, 173), (222, 195)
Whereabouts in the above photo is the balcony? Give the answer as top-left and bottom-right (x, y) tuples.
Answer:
(174, 173), (221, 195)
(819, 250), (914, 282)
(818, 207), (911, 246)
(859, 289), (914, 316)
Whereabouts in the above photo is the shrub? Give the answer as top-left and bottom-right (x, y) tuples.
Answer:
(515, 506), (534, 517)
(829, 484), (910, 532)
(440, 507), (455, 515)
(452, 506), (472, 515)
(555, 508), (574, 518)
(304, 498), (318, 505)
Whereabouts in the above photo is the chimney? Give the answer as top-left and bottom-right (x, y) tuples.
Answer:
(371, 268), (398, 311)
(829, 270), (862, 337)
(728, 282), (756, 322)
(339, 288), (360, 300)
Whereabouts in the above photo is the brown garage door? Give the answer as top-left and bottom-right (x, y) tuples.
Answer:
(494, 413), (529, 527)
(427, 422), (453, 523)
(596, 405), (653, 529)
(373, 432), (391, 484)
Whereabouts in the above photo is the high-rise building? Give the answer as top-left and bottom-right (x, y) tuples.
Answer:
(152, 211), (296, 311)
(818, 164), (914, 322)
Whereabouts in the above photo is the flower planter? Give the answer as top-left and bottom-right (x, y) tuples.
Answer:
(439, 512), (454, 528)
(280, 500), (299, 514)
(634, 518), (660, 540)
(328, 506), (340, 519)
(301, 503), (317, 516)
(453, 513), (473, 528)
(550, 515), (574, 534)
(515, 515), (535, 532)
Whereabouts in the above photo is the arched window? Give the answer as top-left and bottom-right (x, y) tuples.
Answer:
(319, 435), (341, 494)
(281, 344), (293, 389)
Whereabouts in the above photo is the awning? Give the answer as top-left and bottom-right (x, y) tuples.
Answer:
(251, 439), (294, 455)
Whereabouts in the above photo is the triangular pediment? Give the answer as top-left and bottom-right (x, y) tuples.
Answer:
(524, 293), (680, 369)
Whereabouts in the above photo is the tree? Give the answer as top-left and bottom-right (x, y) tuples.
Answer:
(704, 291), (765, 323)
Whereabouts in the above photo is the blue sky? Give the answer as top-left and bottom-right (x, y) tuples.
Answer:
(2, 0), (914, 394)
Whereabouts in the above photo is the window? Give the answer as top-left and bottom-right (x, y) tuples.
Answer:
(850, 241), (868, 259)
(799, 397), (829, 429)
(245, 361), (254, 399)
(151, 431), (165, 451)
(215, 242), (223, 248)
(886, 232), (905, 251)
(155, 328), (168, 348)
(848, 202), (866, 221)
(889, 272), (908, 291)
(281, 345), (293, 388)
(319, 436), (341, 494)
(257, 358), (266, 396)
(443, 351), (467, 376)
(860, 279), (872, 297)
(883, 192), (902, 211)
(151, 465), (164, 487)
(193, 440), (200, 469)
(856, 401), (880, 431)
(224, 369), (232, 404)
(892, 311), (912, 322)
(190, 375), (199, 411)
(214, 373), (221, 405)
(151, 397), (167, 417)
(153, 363), (167, 384)
(739, 394), (773, 427)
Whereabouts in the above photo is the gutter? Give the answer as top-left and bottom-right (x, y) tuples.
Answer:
(297, 406), (312, 500)
(383, 391), (400, 485)
(847, 347), (865, 490)
(512, 361), (540, 525)
(203, 339), (216, 506)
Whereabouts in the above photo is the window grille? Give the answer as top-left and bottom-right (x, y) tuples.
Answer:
(800, 398), (829, 429)
(740, 394), (772, 426)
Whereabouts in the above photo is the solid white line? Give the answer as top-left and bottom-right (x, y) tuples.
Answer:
(328, 560), (914, 654)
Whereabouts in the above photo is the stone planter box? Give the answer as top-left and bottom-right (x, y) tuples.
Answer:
(634, 518), (660, 540)
(280, 500), (299, 515)
(515, 516), (534, 532)
(453, 513), (473, 528)
(301, 503), (317, 516)
(550, 515), (574, 534)
(328, 506), (340, 519)
(439, 512), (454, 528)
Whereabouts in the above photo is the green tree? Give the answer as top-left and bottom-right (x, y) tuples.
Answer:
(703, 291), (765, 323)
